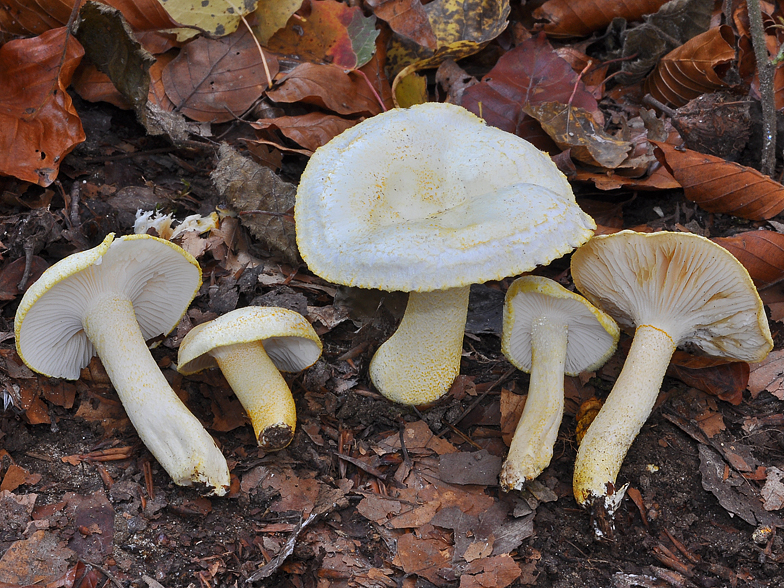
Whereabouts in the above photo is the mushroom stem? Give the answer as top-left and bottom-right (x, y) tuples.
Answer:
(82, 293), (230, 495)
(500, 315), (567, 491)
(210, 341), (297, 450)
(369, 286), (471, 405)
(573, 325), (676, 506)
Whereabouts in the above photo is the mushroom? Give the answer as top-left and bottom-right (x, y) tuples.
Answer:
(570, 230), (773, 513)
(14, 233), (230, 495)
(296, 102), (596, 405)
(177, 306), (322, 450)
(499, 275), (619, 491)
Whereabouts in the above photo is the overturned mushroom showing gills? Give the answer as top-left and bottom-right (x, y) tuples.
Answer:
(500, 276), (619, 492)
(571, 230), (772, 513)
(177, 306), (322, 450)
(15, 233), (230, 495)
(296, 102), (596, 405)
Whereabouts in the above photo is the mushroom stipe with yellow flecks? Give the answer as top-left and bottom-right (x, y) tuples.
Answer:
(177, 306), (322, 450)
(15, 233), (230, 495)
(295, 102), (597, 405)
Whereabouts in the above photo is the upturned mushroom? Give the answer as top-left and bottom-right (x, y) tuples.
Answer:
(500, 276), (619, 491)
(296, 102), (596, 405)
(571, 230), (772, 513)
(177, 306), (322, 450)
(14, 233), (230, 495)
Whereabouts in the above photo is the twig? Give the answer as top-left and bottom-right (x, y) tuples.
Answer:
(747, 0), (777, 176)
(91, 563), (125, 588)
(353, 68), (388, 113)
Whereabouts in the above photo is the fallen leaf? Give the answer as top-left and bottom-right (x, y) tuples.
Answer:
(392, 532), (453, 587)
(762, 467), (784, 511)
(267, 0), (380, 69)
(368, 0), (437, 50)
(0, 530), (74, 585)
(64, 491), (115, 562)
(252, 0), (303, 45)
(438, 450), (502, 486)
(713, 230), (784, 289)
(532, 0), (669, 37)
(163, 27), (279, 123)
(377, 421), (458, 456)
(460, 554), (522, 588)
(0, 464), (41, 492)
(156, 0), (257, 39)
(667, 351), (749, 405)
(0, 27), (86, 186)
(654, 141), (784, 220)
(251, 112), (359, 151)
(0, 0), (73, 36)
(748, 348), (784, 399)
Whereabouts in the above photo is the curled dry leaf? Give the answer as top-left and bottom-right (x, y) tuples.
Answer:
(713, 230), (784, 289)
(532, 0), (669, 38)
(251, 112), (358, 152)
(0, 27), (85, 186)
(653, 141), (784, 220)
(162, 27), (279, 123)
(644, 25), (736, 107)
(266, 63), (383, 116)
(71, 63), (132, 109)
(667, 351), (749, 405)
(524, 102), (631, 169)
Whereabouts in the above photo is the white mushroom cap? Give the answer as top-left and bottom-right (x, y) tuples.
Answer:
(295, 102), (596, 292)
(16, 233), (201, 379)
(571, 230), (773, 362)
(177, 306), (323, 374)
(502, 276), (619, 376)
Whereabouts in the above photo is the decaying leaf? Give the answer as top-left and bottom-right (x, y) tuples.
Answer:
(654, 141), (784, 220)
(667, 351), (749, 405)
(368, 0), (437, 50)
(0, 530), (74, 586)
(532, 0), (669, 38)
(713, 230), (784, 289)
(762, 467), (784, 511)
(163, 27), (279, 123)
(156, 0), (259, 39)
(251, 112), (358, 152)
(0, 27), (85, 186)
(211, 143), (299, 263)
(252, 0), (302, 45)
(644, 25), (737, 107)
(0, 0), (73, 36)
(267, 0), (380, 69)
(524, 102), (631, 168)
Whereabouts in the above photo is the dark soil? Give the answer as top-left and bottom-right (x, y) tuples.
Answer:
(2, 98), (784, 588)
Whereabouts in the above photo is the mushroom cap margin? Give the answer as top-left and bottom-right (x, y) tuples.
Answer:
(177, 306), (323, 375)
(501, 275), (620, 376)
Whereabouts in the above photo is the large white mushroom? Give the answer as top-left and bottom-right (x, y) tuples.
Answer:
(14, 233), (230, 495)
(177, 306), (322, 450)
(571, 230), (772, 514)
(295, 102), (596, 405)
(500, 276), (618, 491)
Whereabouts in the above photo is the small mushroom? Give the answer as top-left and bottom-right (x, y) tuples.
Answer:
(15, 234), (230, 494)
(177, 306), (322, 450)
(296, 102), (596, 405)
(499, 276), (619, 491)
(570, 230), (773, 513)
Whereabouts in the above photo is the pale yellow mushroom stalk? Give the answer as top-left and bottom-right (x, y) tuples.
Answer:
(15, 234), (230, 495)
(178, 306), (323, 450)
(571, 231), (773, 513)
(499, 276), (618, 491)
(295, 102), (596, 406)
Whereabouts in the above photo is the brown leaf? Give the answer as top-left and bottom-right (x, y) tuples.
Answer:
(460, 555), (522, 588)
(251, 112), (358, 152)
(393, 532), (453, 587)
(368, 0), (437, 50)
(0, 256), (48, 301)
(653, 141), (784, 220)
(524, 102), (631, 168)
(0, 27), (85, 186)
(644, 25), (736, 107)
(500, 388), (526, 446)
(460, 33), (600, 147)
(748, 348), (784, 400)
(667, 351), (749, 405)
(532, 0), (669, 37)
(162, 27), (279, 123)
(266, 63), (383, 116)
(0, 0), (74, 36)
(0, 530), (74, 586)
(71, 63), (131, 109)
(574, 165), (680, 191)
(713, 230), (784, 289)
(0, 464), (41, 493)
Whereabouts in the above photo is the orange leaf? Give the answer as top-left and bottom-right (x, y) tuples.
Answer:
(266, 63), (383, 115)
(644, 26), (736, 107)
(532, 0), (669, 38)
(71, 63), (131, 109)
(0, 27), (85, 186)
(713, 230), (784, 289)
(667, 351), (749, 405)
(0, 0), (77, 36)
(162, 27), (279, 123)
(653, 141), (784, 220)
(251, 112), (358, 152)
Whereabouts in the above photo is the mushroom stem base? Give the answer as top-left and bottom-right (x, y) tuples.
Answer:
(211, 341), (297, 450)
(83, 293), (230, 495)
(573, 325), (676, 505)
(370, 286), (471, 405)
(500, 316), (567, 491)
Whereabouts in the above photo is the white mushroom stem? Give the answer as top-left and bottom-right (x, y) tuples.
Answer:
(500, 315), (567, 491)
(573, 325), (676, 506)
(82, 293), (230, 495)
(209, 341), (297, 450)
(369, 286), (471, 405)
